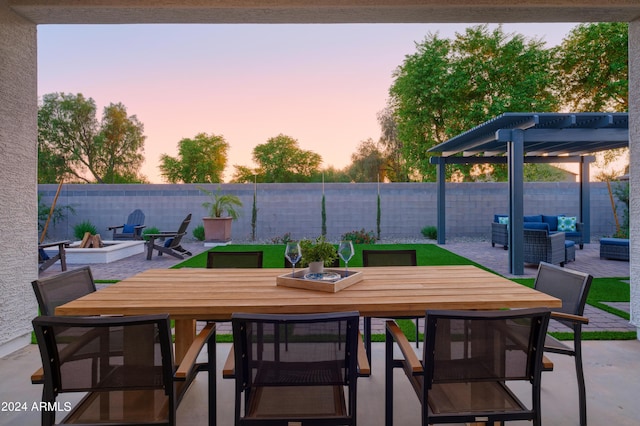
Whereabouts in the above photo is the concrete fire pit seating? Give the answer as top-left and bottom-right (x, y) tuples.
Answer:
(599, 238), (630, 261)
(492, 214), (584, 250)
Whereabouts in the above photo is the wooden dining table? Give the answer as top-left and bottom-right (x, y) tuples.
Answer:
(55, 265), (561, 426)
(56, 265), (561, 359)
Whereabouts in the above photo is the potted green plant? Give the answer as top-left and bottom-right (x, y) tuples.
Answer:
(199, 186), (243, 243)
(299, 236), (338, 273)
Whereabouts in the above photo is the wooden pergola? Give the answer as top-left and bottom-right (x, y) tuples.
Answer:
(429, 112), (629, 275)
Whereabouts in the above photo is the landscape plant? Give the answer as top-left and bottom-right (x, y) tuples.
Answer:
(142, 227), (160, 241)
(200, 186), (243, 219)
(341, 229), (377, 245)
(299, 236), (338, 267)
(73, 220), (97, 240)
(192, 224), (205, 241)
(421, 226), (438, 240)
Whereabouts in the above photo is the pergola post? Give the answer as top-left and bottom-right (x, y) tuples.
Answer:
(580, 157), (591, 244)
(435, 157), (447, 244)
(508, 130), (525, 275)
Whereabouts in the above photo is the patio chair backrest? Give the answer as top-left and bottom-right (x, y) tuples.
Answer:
(424, 308), (550, 385)
(206, 251), (263, 268)
(32, 266), (96, 316)
(126, 209), (145, 226)
(534, 262), (593, 318)
(362, 249), (417, 267)
(167, 213), (191, 248)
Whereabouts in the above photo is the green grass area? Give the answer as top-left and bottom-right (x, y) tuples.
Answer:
(172, 243), (489, 270)
(175, 244), (636, 341)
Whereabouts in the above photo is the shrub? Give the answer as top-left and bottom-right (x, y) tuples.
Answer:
(73, 220), (97, 240)
(192, 224), (205, 241)
(421, 226), (437, 240)
(341, 229), (376, 244)
(271, 232), (292, 244)
(142, 227), (160, 241)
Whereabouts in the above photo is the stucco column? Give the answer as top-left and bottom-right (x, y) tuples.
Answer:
(629, 20), (640, 338)
(0, 2), (38, 356)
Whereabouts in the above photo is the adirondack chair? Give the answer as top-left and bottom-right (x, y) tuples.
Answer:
(107, 209), (146, 240)
(145, 213), (193, 260)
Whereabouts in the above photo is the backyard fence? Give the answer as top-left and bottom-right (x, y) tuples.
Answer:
(38, 182), (622, 244)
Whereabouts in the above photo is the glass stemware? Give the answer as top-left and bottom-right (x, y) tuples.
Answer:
(338, 240), (354, 277)
(285, 242), (302, 277)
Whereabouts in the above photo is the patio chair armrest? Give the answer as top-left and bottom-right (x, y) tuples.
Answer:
(223, 344), (235, 379)
(175, 323), (216, 381)
(107, 225), (124, 231)
(38, 240), (71, 249)
(551, 311), (589, 324)
(357, 331), (371, 377)
(134, 225), (146, 230)
(385, 320), (423, 375)
(31, 367), (44, 384)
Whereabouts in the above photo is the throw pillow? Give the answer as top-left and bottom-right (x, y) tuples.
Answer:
(498, 216), (509, 225)
(557, 216), (577, 232)
(123, 224), (136, 233)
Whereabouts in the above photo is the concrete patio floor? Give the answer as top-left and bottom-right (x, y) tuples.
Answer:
(2, 339), (639, 425)
(6, 238), (635, 425)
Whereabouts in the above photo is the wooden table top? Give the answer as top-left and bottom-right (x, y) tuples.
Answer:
(56, 265), (561, 319)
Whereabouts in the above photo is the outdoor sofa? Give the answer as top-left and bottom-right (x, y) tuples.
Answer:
(492, 214), (584, 249)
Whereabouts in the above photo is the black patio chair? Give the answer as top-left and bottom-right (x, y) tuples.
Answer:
(385, 308), (551, 426)
(362, 249), (420, 365)
(224, 311), (369, 426)
(207, 251), (263, 268)
(32, 313), (215, 426)
(32, 266), (96, 316)
(534, 262), (594, 426)
(145, 213), (193, 260)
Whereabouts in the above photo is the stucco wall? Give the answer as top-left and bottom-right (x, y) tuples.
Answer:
(0, 4), (38, 357)
(38, 182), (622, 243)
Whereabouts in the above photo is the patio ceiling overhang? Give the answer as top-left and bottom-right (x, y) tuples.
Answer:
(427, 112), (629, 275)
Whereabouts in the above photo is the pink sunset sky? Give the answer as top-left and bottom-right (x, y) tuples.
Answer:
(37, 23), (578, 183)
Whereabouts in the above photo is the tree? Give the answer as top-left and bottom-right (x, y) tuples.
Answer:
(38, 93), (146, 183)
(233, 134), (322, 183)
(556, 23), (628, 112)
(377, 106), (409, 182)
(346, 139), (386, 182)
(159, 133), (229, 183)
(389, 25), (557, 181)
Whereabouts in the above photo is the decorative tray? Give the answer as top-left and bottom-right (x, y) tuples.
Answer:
(276, 268), (363, 293)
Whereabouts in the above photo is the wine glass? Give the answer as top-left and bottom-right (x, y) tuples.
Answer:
(285, 242), (302, 277)
(338, 240), (354, 276)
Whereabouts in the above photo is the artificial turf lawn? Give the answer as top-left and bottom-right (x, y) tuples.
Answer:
(172, 244), (635, 341)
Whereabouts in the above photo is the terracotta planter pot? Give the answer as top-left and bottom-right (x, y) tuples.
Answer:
(202, 217), (233, 242)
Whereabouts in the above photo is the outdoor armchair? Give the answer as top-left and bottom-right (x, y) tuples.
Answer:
(32, 313), (215, 426)
(145, 213), (193, 260)
(107, 208), (146, 240)
(224, 311), (369, 426)
(534, 262), (593, 426)
(524, 228), (566, 266)
(38, 240), (71, 273)
(385, 308), (551, 426)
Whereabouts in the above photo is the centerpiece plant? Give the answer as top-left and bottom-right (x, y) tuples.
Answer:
(299, 236), (338, 272)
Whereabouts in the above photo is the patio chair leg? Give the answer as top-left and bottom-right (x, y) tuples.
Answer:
(575, 335), (587, 426)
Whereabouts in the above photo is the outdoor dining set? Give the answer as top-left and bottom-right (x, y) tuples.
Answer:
(29, 246), (593, 426)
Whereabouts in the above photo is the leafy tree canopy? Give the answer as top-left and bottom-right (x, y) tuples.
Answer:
(159, 132), (229, 183)
(347, 139), (386, 182)
(556, 22), (628, 112)
(233, 134), (322, 183)
(38, 92), (146, 183)
(389, 25), (558, 182)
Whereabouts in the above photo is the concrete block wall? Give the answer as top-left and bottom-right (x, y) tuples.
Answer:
(38, 181), (622, 243)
